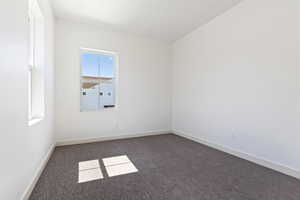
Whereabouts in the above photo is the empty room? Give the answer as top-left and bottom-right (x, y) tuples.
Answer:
(1, 0), (300, 199)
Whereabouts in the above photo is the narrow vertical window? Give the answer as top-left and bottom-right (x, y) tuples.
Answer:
(28, 0), (45, 125)
(80, 49), (117, 111)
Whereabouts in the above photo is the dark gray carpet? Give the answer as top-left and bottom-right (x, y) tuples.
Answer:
(30, 134), (300, 200)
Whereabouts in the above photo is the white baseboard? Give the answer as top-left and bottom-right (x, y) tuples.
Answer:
(56, 130), (171, 146)
(22, 143), (55, 200)
(173, 129), (300, 180)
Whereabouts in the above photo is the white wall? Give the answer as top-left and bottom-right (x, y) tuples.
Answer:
(172, 0), (300, 173)
(0, 0), (55, 199)
(55, 19), (171, 142)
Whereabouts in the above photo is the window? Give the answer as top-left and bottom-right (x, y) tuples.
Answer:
(80, 48), (117, 111)
(28, 0), (45, 125)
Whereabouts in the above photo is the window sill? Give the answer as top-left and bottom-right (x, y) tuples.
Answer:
(80, 106), (118, 112)
(28, 117), (43, 126)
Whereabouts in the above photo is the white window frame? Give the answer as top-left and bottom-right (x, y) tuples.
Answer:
(28, 0), (45, 126)
(80, 47), (119, 112)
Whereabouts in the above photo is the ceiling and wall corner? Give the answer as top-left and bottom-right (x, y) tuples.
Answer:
(50, 0), (243, 42)
(51, 0), (245, 146)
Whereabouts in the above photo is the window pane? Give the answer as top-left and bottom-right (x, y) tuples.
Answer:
(99, 54), (115, 78)
(82, 53), (100, 77)
(80, 50), (117, 111)
(28, 0), (45, 123)
(81, 81), (100, 111)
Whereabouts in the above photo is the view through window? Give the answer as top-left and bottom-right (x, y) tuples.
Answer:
(80, 49), (117, 111)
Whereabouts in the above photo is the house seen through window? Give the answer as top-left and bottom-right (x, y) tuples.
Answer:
(80, 49), (117, 111)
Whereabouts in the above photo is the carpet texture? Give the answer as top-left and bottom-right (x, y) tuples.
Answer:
(30, 134), (300, 200)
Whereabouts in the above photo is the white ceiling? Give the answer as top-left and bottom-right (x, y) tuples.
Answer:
(51, 0), (242, 42)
